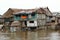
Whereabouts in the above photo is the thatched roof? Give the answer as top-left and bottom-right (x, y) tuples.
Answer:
(2, 7), (52, 18)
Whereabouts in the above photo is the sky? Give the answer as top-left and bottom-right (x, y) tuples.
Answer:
(0, 0), (60, 15)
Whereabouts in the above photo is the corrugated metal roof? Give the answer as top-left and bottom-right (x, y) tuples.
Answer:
(11, 21), (20, 26)
(2, 7), (52, 18)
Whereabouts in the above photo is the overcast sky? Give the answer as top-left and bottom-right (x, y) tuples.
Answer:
(0, 0), (60, 15)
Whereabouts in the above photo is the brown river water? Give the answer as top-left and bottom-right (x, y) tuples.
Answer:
(0, 30), (60, 40)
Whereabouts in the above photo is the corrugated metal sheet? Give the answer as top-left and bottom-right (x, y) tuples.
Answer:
(11, 21), (21, 26)
(3, 7), (52, 18)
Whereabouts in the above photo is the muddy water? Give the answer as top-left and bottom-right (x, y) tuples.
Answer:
(0, 30), (60, 40)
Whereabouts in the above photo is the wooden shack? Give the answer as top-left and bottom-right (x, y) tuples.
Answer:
(2, 7), (52, 31)
(55, 12), (60, 30)
(36, 7), (52, 29)
(2, 8), (38, 30)
(13, 11), (38, 30)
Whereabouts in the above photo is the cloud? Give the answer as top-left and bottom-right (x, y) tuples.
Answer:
(0, 0), (60, 15)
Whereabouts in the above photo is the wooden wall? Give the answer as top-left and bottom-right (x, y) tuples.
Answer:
(37, 14), (46, 26)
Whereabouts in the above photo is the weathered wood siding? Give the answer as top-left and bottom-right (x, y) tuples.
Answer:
(46, 17), (51, 22)
(4, 17), (14, 22)
(0, 18), (4, 23)
(37, 14), (46, 19)
(37, 19), (46, 26)
(14, 13), (37, 21)
(58, 18), (60, 23)
(4, 18), (10, 22)
(37, 14), (46, 26)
